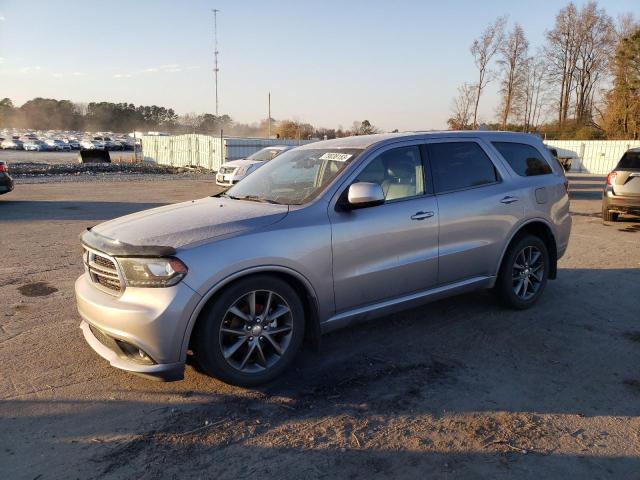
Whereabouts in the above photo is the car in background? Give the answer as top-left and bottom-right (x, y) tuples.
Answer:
(24, 140), (45, 151)
(44, 139), (72, 151)
(1, 138), (24, 150)
(65, 139), (81, 150)
(80, 140), (96, 150)
(602, 148), (640, 222)
(216, 146), (294, 186)
(0, 161), (14, 196)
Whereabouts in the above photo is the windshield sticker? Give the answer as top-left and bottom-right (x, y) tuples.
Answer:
(319, 152), (352, 162)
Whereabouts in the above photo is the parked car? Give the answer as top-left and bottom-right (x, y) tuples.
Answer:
(1, 139), (23, 150)
(76, 132), (571, 386)
(44, 139), (72, 151)
(80, 140), (96, 150)
(65, 139), (81, 150)
(0, 161), (14, 195)
(216, 146), (294, 186)
(23, 141), (44, 151)
(602, 147), (640, 222)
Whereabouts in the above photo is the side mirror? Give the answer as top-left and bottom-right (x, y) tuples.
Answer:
(347, 182), (385, 208)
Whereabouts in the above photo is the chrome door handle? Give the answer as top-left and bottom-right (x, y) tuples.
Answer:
(500, 196), (519, 204)
(411, 211), (434, 220)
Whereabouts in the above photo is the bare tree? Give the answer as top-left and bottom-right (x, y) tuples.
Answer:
(520, 54), (549, 131)
(573, 2), (615, 124)
(497, 23), (529, 128)
(470, 16), (507, 129)
(545, 2), (580, 125)
(448, 83), (477, 130)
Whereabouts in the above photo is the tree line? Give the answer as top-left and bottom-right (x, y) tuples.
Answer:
(449, 1), (640, 140)
(0, 96), (378, 140)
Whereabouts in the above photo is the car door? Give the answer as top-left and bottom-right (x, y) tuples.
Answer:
(329, 143), (439, 312)
(425, 139), (523, 285)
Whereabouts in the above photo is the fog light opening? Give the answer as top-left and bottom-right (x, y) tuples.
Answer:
(115, 339), (156, 365)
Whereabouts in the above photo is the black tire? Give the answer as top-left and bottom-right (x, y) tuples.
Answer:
(192, 274), (305, 386)
(495, 234), (549, 310)
(602, 206), (619, 222)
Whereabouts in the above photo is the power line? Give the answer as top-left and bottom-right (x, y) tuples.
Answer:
(212, 8), (220, 116)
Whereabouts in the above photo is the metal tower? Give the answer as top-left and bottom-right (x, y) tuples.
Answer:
(212, 9), (220, 115)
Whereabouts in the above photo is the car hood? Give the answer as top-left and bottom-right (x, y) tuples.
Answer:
(90, 196), (288, 249)
(221, 159), (264, 169)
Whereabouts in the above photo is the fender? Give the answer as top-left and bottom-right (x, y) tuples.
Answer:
(178, 265), (320, 362)
(494, 217), (558, 283)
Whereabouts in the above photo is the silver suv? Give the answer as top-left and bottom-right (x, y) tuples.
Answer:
(75, 132), (571, 386)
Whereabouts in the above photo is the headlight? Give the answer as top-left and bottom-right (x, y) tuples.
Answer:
(117, 257), (188, 288)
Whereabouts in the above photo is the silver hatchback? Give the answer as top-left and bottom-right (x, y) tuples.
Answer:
(75, 132), (571, 386)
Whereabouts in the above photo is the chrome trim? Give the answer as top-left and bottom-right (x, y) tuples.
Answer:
(82, 245), (125, 296)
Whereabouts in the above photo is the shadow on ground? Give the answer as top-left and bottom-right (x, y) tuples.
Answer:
(0, 200), (166, 221)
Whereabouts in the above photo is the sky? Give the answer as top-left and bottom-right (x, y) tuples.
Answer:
(0, 0), (637, 131)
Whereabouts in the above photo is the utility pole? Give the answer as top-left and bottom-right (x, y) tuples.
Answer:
(268, 92), (271, 139)
(212, 9), (220, 116)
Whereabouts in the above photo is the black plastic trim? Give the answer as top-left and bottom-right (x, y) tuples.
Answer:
(81, 228), (176, 257)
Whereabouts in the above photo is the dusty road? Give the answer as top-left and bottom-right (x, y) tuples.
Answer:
(1, 174), (639, 479)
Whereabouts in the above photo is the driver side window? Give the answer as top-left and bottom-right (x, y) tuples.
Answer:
(355, 146), (425, 201)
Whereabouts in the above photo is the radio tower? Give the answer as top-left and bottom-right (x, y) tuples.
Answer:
(212, 9), (220, 115)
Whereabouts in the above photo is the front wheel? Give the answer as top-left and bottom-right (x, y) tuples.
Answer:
(495, 235), (549, 310)
(193, 275), (305, 386)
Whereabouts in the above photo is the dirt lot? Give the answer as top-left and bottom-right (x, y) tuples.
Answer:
(1, 174), (639, 479)
(0, 149), (136, 165)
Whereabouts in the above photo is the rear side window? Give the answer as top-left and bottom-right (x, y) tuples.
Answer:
(427, 142), (498, 193)
(618, 151), (640, 169)
(492, 142), (552, 177)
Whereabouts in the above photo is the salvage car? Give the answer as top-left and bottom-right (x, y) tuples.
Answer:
(0, 161), (14, 195)
(216, 146), (293, 186)
(76, 132), (571, 386)
(602, 147), (640, 222)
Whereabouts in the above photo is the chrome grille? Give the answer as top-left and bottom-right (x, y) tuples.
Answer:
(83, 247), (123, 295)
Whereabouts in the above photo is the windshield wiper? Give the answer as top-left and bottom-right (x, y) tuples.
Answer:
(230, 195), (281, 204)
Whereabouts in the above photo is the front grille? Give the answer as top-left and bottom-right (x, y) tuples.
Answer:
(83, 247), (124, 295)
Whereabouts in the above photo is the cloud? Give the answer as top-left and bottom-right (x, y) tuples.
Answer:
(114, 64), (187, 78)
(0, 14), (5, 21)
(52, 71), (86, 79)
(18, 66), (42, 74)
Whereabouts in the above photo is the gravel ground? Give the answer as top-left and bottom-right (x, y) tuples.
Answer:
(1, 174), (639, 479)
(0, 149), (136, 165)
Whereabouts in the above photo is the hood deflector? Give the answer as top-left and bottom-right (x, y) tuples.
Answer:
(81, 228), (176, 257)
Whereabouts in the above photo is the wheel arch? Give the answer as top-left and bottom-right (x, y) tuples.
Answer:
(180, 266), (321, 362)
(497, 219), (558, 280)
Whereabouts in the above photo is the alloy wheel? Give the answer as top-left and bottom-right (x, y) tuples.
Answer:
(218, 290), (293, 373)
(512, 245), (544, 301)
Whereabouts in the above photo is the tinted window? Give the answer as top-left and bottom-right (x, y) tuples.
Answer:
(493, 142), (552, 176)
(427, 142), (498, 193)
(355, 146), (425, 201)
(618, 151), (640, 169)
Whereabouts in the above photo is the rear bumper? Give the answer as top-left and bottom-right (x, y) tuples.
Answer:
(603, 189), (640, 213)
(75, 273), (202, 381)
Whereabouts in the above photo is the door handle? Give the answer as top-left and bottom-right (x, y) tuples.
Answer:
(500, 196), (519, 204)
(411, 211), (434, 220)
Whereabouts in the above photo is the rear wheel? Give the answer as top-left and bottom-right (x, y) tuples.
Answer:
(602, 206), (619, 222)
(496, 234), (549, 310)
(193, 275), (305, 386)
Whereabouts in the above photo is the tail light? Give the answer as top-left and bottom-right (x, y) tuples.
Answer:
(606, 171), (617, 186)
(0, 163), (6, 173)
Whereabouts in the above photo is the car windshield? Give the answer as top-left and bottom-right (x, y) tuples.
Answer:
(225, 148), (363, 205)
(246, 148), (285, 162)
(618, 151), (640, 170)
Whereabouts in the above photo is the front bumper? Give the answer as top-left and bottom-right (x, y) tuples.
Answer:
(0, 174), (14, 194)
(215, 172), (239, 186)
(603, 189), (640, 214)
(75, 273), (202, 381)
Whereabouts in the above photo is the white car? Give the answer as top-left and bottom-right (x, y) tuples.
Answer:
(216, 146), (293, 187)
(80, 140), (96, 150)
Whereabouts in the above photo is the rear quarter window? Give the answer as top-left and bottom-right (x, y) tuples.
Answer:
(618, 151), (640, 169)
(492, 142), (552, 177)
(427, 142), (499, 193)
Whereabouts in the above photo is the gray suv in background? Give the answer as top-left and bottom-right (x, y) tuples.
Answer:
(75, 132), (571, 386)
(602, 148), (640, 222)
